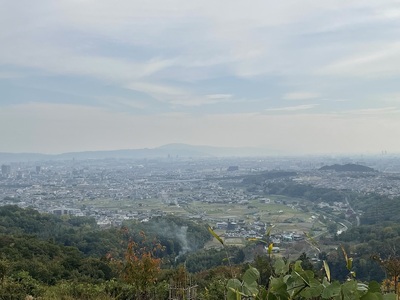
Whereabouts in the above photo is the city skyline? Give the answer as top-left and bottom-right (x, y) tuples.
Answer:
(2, 1), (400, 154)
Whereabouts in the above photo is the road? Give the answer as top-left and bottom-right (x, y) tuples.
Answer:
(345, 197), (360, 226)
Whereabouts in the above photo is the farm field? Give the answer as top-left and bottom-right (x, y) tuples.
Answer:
(80, 195), (321, 240)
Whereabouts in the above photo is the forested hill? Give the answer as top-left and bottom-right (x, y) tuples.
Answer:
(0, 205), (121, 256)
(319, 163), (376, 172)
(0, 206), (397, 299)
(0, 205), (210, 258)
(0, 205), (213, 299)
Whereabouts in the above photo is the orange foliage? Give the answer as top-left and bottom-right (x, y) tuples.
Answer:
(121, 231), (164, 293)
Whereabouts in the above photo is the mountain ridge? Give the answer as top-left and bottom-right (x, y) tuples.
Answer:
(0, 143), (279, 163)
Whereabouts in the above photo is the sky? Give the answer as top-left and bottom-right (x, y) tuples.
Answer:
(2, 0), (400, 154)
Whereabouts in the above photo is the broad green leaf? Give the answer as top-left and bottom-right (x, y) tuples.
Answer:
(269, 277), (285, 291)
(322, 281), (341, 299)
(243, 266), (260, 285)
(286, 274), (305, 295)
(269, 277), (289, 299)
(300, 288), (313, 299)
(226, 278), (243, 300)
(301, 284), (323, 299)
(322, 277), (331, 288)
(227, 278), (242, 290)
(342, 280), (358, 300)
(382, 293), (396, 300)
(293, 260), (304, 272)
(300, 278), (324, 298)
(227, 287), (244, 300)
(266, 292), (278, 300)
(283, 274), (290, 283)
(360, 292), (380, 300)
(368, 281), (381, 293)
(228, 287), (246, 296)
(309, 278), (322, 288)
(257, 287), (268, 300)
(293, 270), (309, 286)
(274, 258), (289, 275)
(243, 280), (259, 297)
(374, 292), (384, 300)
(305, 270), (315, 281)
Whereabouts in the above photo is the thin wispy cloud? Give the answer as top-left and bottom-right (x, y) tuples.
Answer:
(319, 42), (400, 78)
(206, 94), (232, 100)
(265, 104), (319, 112)
(342, 107), (400, 115)
(2, 0), (400, 153)
(283, 92), (320, 100)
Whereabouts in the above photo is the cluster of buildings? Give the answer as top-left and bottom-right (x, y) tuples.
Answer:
(0, 159), (257, 226)
(296, 170), (400, 198)
(1, 155), (399, 233)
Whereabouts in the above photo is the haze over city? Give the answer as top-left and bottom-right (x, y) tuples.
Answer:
(2, 1), (400, 154)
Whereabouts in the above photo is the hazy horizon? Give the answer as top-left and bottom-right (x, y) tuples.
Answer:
(2, 1), (400, 154)
(0, 142), (395, 157)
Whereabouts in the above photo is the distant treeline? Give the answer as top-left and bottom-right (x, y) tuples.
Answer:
(242, 173), (400, 225)
(319, 163), (376, 172)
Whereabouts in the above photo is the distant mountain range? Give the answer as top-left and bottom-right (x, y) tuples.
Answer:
(0, 143), (280, 163)
(319, 163), (376, 172)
